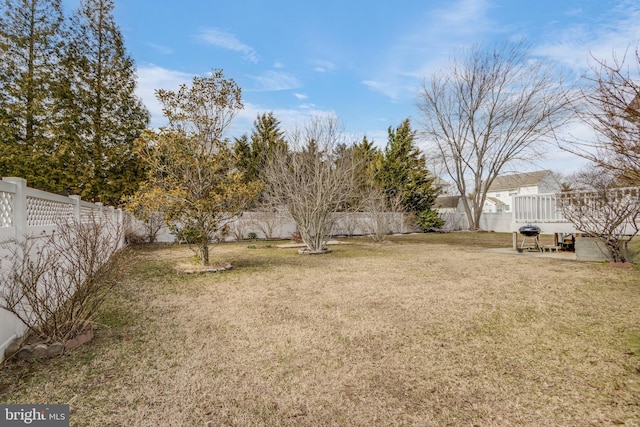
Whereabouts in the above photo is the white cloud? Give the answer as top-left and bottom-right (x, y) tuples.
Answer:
(273, 61), (285, 68)
(362, 80), (404, 102)
(361, 0), (496, 102)
(145, 42), (174, 55)
(135, 65), (194, 129)
(312, 59), (336, 73)
(196, 28), (259, 63)
(230, 102), (338, 138)
(293, 93), (308, 100)
(135, 66), (317, 141)
(245, 70), (301, 91)
(430, 0), (494, 36)
(534, 2), (640, 77)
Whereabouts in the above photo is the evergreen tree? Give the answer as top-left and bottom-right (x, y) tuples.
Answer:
(373, 119), (441, 230)
(234, 112), (287, 207)
(235, 112), (287, 183)
(0, 0), (64, 189)
(353, 135), (379, 185)
(58, 0), (148, 204)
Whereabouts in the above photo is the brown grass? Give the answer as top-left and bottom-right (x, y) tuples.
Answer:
(1, 233), (639, 426)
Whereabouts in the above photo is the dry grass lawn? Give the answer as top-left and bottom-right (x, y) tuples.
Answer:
(1, 233), (639, 426)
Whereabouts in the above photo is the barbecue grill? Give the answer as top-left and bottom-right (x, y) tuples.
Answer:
(518, 224), (541, 252)
(519, 225), (541, 237)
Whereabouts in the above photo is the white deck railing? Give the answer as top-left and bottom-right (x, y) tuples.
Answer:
(513, 193), (568, 223)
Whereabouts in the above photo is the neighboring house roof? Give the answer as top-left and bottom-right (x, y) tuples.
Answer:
(485, 197), (506, 206)
(433, 176), (449, 187)
(488, 170), (553, 192)
(434, 195), (461, 209)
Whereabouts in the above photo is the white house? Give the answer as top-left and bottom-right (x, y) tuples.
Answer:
(432, 176), (452, 196)
(482, 170), (561, 213)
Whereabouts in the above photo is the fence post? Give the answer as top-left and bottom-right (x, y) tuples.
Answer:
(3, 177), (27, 240)
(69, 195), (81, 222)
(117, 208), (125, 248)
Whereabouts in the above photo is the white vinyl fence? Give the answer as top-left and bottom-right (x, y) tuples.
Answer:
(128, 211), (420, 243)
(0, 177), (124, 362)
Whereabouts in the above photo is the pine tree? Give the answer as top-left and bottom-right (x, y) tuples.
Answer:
(235, 112), (287, 183)
(58, 0), (148, 204)
(373, 119), (441, 230)
(0, 0), (65, 190)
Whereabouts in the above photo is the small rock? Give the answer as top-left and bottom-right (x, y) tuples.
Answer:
(31, 343), (49, 359)
(47, 342), (65, 357)
(18, 345), (34, 361)
(4, 339), (22, 359)
(65, 327), (94, 351)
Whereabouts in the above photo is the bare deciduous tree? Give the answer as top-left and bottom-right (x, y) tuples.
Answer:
(418, 41), (572, 230)
(563, 46), (640, 185)
(263, 117), (362, 254)
(557, 166), (640, 263)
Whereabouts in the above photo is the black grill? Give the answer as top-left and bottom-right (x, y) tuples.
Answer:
(519, 225), (541, 237)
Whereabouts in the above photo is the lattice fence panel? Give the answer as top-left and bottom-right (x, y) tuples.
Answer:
(0, 191), (12, 227)
(80, 206), (100, 223)
(26, 197), (74, 227)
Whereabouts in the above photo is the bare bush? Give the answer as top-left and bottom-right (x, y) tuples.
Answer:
(557, 166), (640, 262)
(124, 210), (164, 244)
(0, 212), (127, 343)
(263, 116), (363, 254)
(362, 189), (404, 241)
(226, 217), (249, 241)
(247, 209), (282, 240)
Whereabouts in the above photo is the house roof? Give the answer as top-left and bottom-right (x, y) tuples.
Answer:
(434, 195), (461, 209)
(488, 170), (553, 192)
(433, 176), (449, 187)
(485, 197), (506, 206)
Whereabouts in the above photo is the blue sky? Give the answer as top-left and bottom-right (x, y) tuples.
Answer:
(63, 0), (640, 174)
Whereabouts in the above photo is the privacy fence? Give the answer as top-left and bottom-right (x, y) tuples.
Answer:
(127, 210), (420, 244)
(3, 179), (639, 360)
(0, 177), (124, 362)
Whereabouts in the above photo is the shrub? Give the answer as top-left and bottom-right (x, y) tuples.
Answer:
(417, 209), (445, 231)
(0, 212), (128, 344)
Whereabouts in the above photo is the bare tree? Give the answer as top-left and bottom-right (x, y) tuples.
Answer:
(557, 165), (640, 263)
(417, 41), (572, 230)
(263, 116), (362, 254)
(563, 46), (640, 185)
